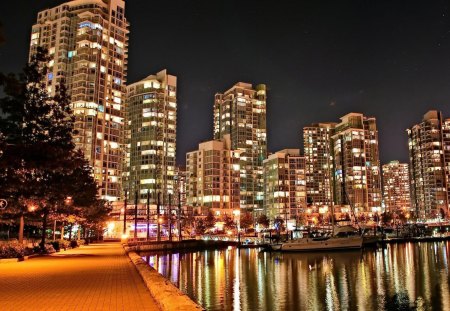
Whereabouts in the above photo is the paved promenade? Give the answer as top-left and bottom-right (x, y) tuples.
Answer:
(0, 242), (160, 310)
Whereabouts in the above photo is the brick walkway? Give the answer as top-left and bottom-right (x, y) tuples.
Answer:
(0, 242), (160, 310)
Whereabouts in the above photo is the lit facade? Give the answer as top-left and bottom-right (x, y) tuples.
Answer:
(125, 70), (177, 205)
(213, 82), (267, 214)
(174, 165), (187, 208)
(407, 110), (449, 219)
(186, 135), (241, 215)
(263, 149), (306, 221)
(303, 123), (336, 207)
(332, 113), (382, 212)
(29, 0), (129, 201)
(382, 161), (411, 213)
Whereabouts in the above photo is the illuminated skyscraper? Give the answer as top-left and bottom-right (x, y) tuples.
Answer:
(186, 135), (241, 215)
(125, 70), (177, 205)
(332, 113), (382, 212)
(407, 110), (449, 219)
(213, 82), (267, 214)
(303, 123), (336, 207)
(382, 161), (411, 213)
(29, 0), (129, 201)
(263, 149), (306, 222)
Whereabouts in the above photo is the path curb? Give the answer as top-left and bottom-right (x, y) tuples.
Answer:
(127, 251), (204, 311)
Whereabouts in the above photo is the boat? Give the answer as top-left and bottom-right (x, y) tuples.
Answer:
(269, 226), (363, 252)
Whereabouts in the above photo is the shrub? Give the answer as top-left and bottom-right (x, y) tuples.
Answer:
(70, 240), (78, 248)
(50, 241), (60, 251)
(76, 239), (85, 246)
(0, 242), (26, 259)
(60, 240), (70, 250)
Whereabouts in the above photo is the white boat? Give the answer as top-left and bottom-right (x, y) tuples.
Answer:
(269, 226), (363, 252)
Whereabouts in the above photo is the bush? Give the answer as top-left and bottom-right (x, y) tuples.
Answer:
(0, 242), (26, 258)
(70, 240), (78, 248)
(50, 241), (60, 251)
(60, 240), (70, 250)
(76, 239), (85, 246)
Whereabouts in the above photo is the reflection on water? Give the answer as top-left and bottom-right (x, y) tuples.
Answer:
(142, 242), (450, 311)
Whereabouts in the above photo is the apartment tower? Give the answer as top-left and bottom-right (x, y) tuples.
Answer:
(303, 123), (336, 207)
(186, 135), (241, 216)
(407, 110), (449, 219)
(263, 149), (307, 222)
(29, 0), (129, 201)
(332, 113), (382, 212)
(125, 70), (177, 205)
(382, 161), (411, 213)
(213, 83), (267, 214)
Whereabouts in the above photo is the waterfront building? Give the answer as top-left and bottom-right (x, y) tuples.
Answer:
(29, 0), (129, 201)
(213, 82), (267, 214)
(382, 161), (411, 213)
(303, 122), (336, 208)
(407, 110), (449, 219)
(263, 149), (306, 223)
(186, 135), (241, 216)
(125, 70), (177, 206)
(174, 165), (187, 208)
(331, 113), (382, 212)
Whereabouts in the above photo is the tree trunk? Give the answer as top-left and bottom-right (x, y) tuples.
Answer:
(77, 226), (81, 241)
(18, 214), (24, 244)
(40, 209), (49, 251)
(68, 224), (72, 240)
(60, 223), (65, 240)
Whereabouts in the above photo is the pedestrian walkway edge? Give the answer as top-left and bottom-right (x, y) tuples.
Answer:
(127, 250), (204, 311)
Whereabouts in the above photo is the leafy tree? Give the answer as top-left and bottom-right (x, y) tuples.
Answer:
(0, 47), (100, 249)
(222, 214), (236, 230)
(257, 214), (270, 228)
(274, 217), (285, 232)
(381, 212), (393, 226)
(240, 212), (254, 231)
(204, 211), (216, 230)
(195, 219), (206, 235)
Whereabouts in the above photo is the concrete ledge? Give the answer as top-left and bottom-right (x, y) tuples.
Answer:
(128, 251), (204, 311)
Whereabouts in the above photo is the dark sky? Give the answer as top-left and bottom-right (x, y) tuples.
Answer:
(2, 1), (450, 165)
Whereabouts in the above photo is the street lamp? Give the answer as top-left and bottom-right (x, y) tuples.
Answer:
(233, 209), (241, 244)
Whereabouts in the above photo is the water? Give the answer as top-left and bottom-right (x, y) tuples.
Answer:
(142, 242), (450, 311)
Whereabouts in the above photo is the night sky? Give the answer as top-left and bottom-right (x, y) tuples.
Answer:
(2, 0), (450, 165)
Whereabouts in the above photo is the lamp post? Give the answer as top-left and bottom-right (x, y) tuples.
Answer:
(168, 193), (172, 242)
(233, 209), (241, 244)
(123, 189), (128, 235)
(134, 188), (138, 239)
(146, 189), (150, 240)
(178, 192), (182, 241)
(157, 192), (161, 242)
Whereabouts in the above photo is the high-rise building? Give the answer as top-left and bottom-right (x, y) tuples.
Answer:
(213, 82), (267, 214)
(29, 0), (129, 201)
(303, 123), (336, 207)
(125, 70), (177, 205)
(263, 149), (306, 222)
(382, 161), (411, 213)
(174, 165), (187, 208)
(186, 135), (241, 215)
(332, 113), (382, 212)
(407, 110), (449, 219)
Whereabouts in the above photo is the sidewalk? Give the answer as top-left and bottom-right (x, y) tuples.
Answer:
(0, 242), (160, 310)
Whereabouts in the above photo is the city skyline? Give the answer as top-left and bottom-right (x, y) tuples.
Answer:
(3, 1), (450, 165)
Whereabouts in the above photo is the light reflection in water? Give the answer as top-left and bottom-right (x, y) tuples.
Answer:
(142, 241), (450, 311)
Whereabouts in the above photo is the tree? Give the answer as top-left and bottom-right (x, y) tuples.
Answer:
(222, 214), (236, 231)
(274, 217), (285, 232)
(0, 47), (99, 249)
(257, 214), (270, 228)
(195, 219), (206, 235)
(204, 211), (216, 230)
(381, 212), (393, 226)
(240, 212), (254, 232)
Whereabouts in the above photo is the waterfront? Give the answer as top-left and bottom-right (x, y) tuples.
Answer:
(142, 242), (450, 311)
